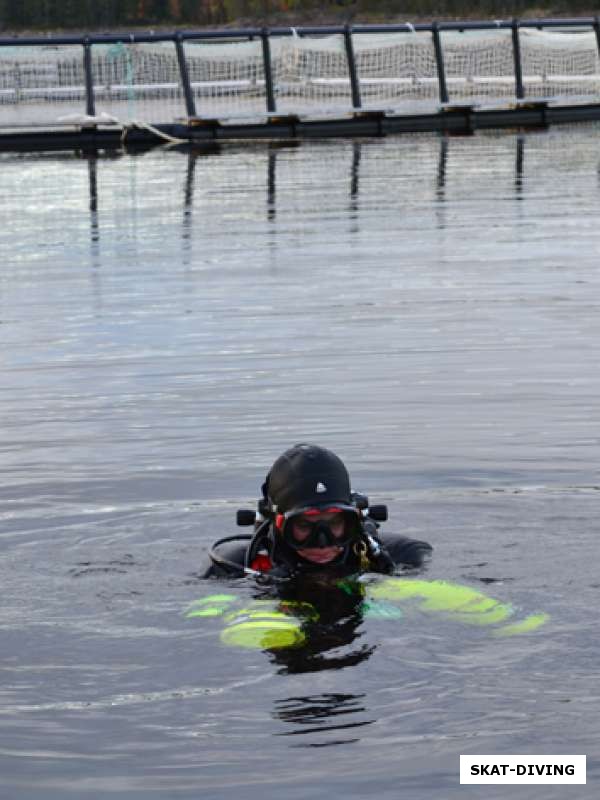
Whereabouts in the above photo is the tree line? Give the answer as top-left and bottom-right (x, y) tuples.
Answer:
(0, 0), (592, 31)
(2, 0), (286, 29)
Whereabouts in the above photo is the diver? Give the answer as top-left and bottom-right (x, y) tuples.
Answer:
(204, 443), (432, 581)
(194, 446), (547, 657)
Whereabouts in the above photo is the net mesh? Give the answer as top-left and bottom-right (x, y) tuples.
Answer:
(1, 28), (600, 129)
(273, 34), (352, 115)
(184, 38), (266, 119)
(0, 45), (86, 127)
(353, 32), (439, 113)
(442, 30), (516, 105)
(92, 42), (185, 122)
(520, 29), (600, 101)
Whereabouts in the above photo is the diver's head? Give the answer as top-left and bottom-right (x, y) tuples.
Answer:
(263, 444), (362, 567)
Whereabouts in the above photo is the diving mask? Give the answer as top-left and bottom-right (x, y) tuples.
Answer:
(276, 506), (361, 550)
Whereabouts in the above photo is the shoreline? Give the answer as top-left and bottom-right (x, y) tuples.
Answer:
(2, 10), (598, 38)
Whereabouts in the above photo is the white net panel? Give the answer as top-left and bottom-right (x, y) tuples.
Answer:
(352, 32), (439, 113)
(442, 30), (516, 105)
(272, 34), (352, 115)
(184, 38), (267, 119)
(520, 28), (600, 102)
(91, 42), (186, 123)
(0, 45), (86, 127)
(2, 28), (600, 129)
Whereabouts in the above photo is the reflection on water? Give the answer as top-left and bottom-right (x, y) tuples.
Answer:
(264, 574), (375, 675)
(274, 693), (374, 747)
(2, 128), (600, 798)
(82, 134), (539, 242)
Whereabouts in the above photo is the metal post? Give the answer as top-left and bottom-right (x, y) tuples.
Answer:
(83, 38), (95, 117)
(594, 16), (600, 61)
(344, 25), (362, 110)
(175, 34), (196, 118)
(261, 29), (276, 114)
(432, 22), (449, 105)
(511, 18), (525, 101)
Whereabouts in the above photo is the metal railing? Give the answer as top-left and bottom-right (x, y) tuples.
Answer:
(1, 18), (600, 121)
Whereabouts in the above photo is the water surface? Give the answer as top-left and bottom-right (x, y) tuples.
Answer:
(1, 128), (599, 798)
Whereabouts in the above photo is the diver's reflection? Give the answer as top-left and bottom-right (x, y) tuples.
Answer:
(261, 573), (375, 674)
(274, 692), (374, 746)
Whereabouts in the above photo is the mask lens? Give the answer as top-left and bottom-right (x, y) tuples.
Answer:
(283, 509), (359, 550)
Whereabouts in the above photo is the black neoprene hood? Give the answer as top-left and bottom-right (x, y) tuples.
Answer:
(263, 443), (353, 514)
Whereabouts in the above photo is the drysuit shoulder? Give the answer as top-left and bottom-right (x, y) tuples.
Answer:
(379, 532), (433, 568)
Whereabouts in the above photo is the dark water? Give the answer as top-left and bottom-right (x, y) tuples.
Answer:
(1, 128), (599, 798)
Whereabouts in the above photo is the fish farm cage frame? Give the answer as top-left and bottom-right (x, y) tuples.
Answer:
(4, 17), (600, 151)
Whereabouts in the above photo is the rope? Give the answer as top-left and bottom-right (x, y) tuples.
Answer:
(104, 41), (188, 146)
(120, 119), (188, 146)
